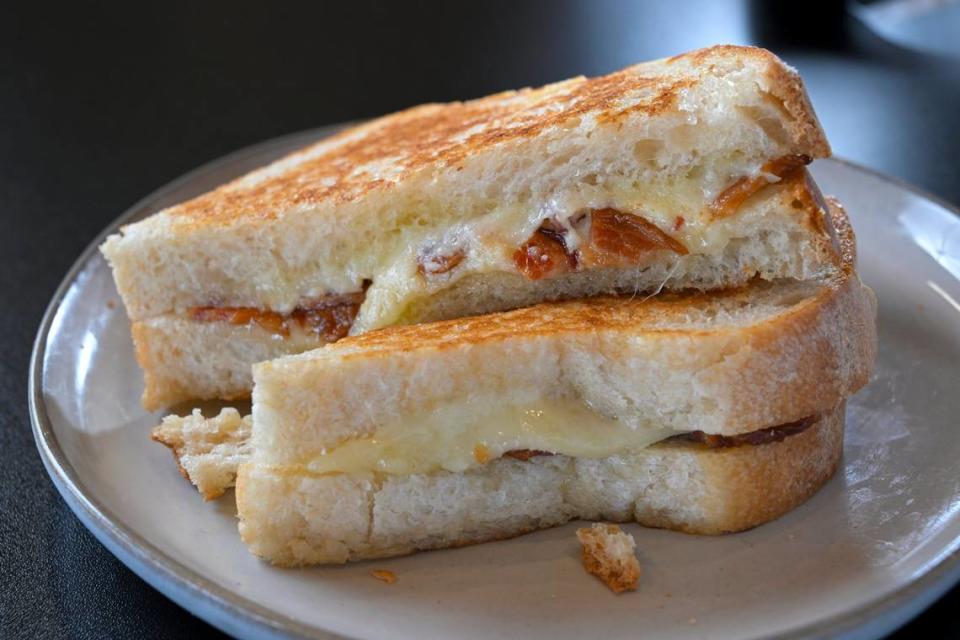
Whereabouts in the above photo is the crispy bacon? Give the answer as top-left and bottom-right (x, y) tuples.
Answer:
(668, 415), (816, 448)
(709, 154), (812, 219)
(189, 290), (365, 341)
(500, 417), (816, 466)
(190, 307), (290, 336)
(513, 222), (579, 280)
(581, 208), (688, 267)
(514, 210), (686, 280)
(503, 449), (553, 461)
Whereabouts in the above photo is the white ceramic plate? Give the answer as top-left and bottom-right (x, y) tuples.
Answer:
(30, 126), (960, 640)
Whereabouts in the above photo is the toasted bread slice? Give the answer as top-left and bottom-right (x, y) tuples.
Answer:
(103, 45), (836, 408)
(235, 404), (845, 565)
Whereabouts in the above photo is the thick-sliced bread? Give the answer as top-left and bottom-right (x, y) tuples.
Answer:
(102, 45), (830, 322)
(236, 404), (844, 565)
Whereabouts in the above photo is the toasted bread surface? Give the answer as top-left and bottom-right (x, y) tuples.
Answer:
(142, 45), (829, 227)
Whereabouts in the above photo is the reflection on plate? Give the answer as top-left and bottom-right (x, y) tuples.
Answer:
(29, 127), (960, 640)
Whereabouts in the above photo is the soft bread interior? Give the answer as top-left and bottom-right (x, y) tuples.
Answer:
(132, 318), (327, 410)
(236, 404), (845, 565)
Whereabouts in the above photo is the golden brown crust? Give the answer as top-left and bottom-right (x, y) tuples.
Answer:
(149, 428), (193, 483)
(132, 321), (174, 411)
(158, 45), (828, 227)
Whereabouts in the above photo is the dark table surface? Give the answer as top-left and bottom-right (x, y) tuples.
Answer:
(2, 1), (959, 638)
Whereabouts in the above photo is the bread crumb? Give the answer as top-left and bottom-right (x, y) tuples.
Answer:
(106, 299), (116, 310)
(576, 523), (640, 593)
(151, 408), (251, 500)
(371, 570), (397, 584)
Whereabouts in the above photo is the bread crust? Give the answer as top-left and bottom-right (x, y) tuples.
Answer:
(236, 405), (845, 565)
(132, 316), (328, 410)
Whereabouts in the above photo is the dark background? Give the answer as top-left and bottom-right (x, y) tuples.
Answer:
(2, 1), (959, 637)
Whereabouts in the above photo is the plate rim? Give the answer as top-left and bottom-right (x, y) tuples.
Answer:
(27, 126), (960, 640)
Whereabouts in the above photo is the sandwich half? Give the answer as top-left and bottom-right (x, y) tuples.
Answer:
(155, 201), (876, 564)
(104, 45), (837, 409)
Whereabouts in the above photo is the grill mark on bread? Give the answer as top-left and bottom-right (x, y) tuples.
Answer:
(171, 75), (693, 222)
(514, 209), (685, 280)
(162, 46), (815, 224)
(190, 290), (365, 340)
(583, 208), (689, 266)
(709, 154), (811, 219)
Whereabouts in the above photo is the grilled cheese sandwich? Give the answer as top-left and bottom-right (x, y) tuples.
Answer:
(152, 200), (878, 564)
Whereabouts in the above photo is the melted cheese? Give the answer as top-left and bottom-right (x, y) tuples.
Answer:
(304, 399), (680, 476)
(353, 167), (752, 333)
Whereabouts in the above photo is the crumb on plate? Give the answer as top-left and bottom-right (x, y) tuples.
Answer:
(575, 523), (640, 593)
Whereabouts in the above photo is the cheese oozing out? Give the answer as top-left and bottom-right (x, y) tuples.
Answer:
(355, 157), (810, 332)
(303, 398), (682, 476)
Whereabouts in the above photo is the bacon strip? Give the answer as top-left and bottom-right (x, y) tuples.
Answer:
(190, 291), (365, 341)
(499, 416), (817, 464)
(582, 208), (689, 267)
(513, 210), (685, 280)
(667, 415), (816, 448)
(503, 449), (553, 461)
(709, 154), (812, 219)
